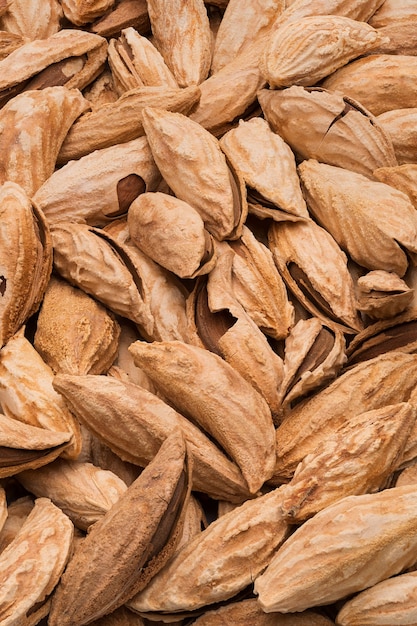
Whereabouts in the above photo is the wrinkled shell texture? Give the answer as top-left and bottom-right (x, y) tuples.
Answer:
(2, 0), (417, 624)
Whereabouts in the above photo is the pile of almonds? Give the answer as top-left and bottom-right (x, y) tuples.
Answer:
(1, 0), (417, 624)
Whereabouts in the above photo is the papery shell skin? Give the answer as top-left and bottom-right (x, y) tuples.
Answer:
(193, 599), (335, 625)
(280, 402), (415, 522)
(33, 136), (161, 227)
(128, 487), (289, 613)
(377, 109), (417, 165)
(0, 182), (52, 349)
(271, 352), (417, 483)
(48, 433), (191, 626)
(0, 413), (72, 478)
(268, 219), (361, 333)
(50, 222), (154, 334)
(220, 117), (308, 218)
(53, 373), (250, 503)
(0, 29), (107, 105)
(374, 165), (417, 211)
(104, 218), (190, 343)
(255, 486), (417, 612)
(260, 15), (385, 88)
(0, 497), (73, 625)
(18, 459), (127, 531)
(109, 27), (178, 91)
(336, 570), (417, 625)
(298, 159), (417, 278)
(34, 276), (120, 376)
(61, 0), (115, 25)
(141, 106), (247, 241)
(128, 340), (276, 494)
(258, 86), (397, 180)
(58, 85), (201, 163)
(0, 87), (89, 197)
(322, 55), (417, 116)
(227, 226), (294, 340)
(211, 0), (284, 73)
(146, 0), (211, 87)
(128, 192), (216, 279)
(0, 0), (62, 40)
(0, 329), (82, 460)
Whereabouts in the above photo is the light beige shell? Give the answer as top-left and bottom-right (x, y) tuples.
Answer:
(258, 86), (397, 179)
(219, 117), (308, 218)
(0, 497), (34, 554)
(146, 0), (212, 87)
(322, 55), (417, 116)
(374, 164), (417, 210)
(299, 159), (417, 277)
(128, 487), (289, 613)
(376, 110), (417, 165)
(0, 329), (82, 459)
(260, 15), (385, 88)
(337, 570), (417, 625)
(18, 459), (127, 531)
(34, 136), (160, 227)
(0, 30), (24, 60)
(255, 485), (417, 612)
(58, 85), (200, 163)
(0, 0), (62, 40)
(52, 373), (250, 503)
(0, 497), (73, 625)
(82, 69), (118, 110)
(127, 192), (217, 279)
(369, 0), (417, 28)
(0, 87), (88, 196)
(141, 106), (247, 241)
(61, 0), (115, 25)
(356, 270), (414, 320)
(128, 340), (276, 494)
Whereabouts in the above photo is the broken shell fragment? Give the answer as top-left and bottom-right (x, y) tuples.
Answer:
(356, 270), (414, 320)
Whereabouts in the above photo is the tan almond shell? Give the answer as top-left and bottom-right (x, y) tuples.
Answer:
(219, 117), (308, 217)
(192, 599), (335, 625)
(377, 108), (417, 165)
(280, 402), (415, 522)
(0, 87), (89, 197)
(374, 164), (417, 210)
(104, 218), (190, 343)
(109, 27), (178, 91)
(260, 15), (385, 89)
(396, 464), (417, 488)
(0, 30), (24, 60)
(0, 488), (5, 535)
(108, 37), (144, 94)
(322, 54), (417, 117)
(60, 0), (115, 25)
(356, 269), (413, 320)
(0, 0), (62, 40)
(84, 427), (141, 487)
(188, 246), (284, 420)
(52, 373), (250, 503)
(18, 459), (128, 531)
(127, 192), (217, 279)
(128, 339), (276, 494)
(371, 19), (417, 56)
(258, 86), (397, 179)
(299, 159), (417, 277)
(0, 29), (107, 102)
(255, 485), (417, 612)
(0, 182), (52, 349)
(50, 222), (155, 334)
(211, 0), (285, 73)
(0, 329), (82, 460)
(279, 317), (347, 411)
(89, 606), (146, 625)
(141, 106), (247, 241)
(48, 433), (191, 626)
(82, 69), (119, 110)
(146, 0), (212, 87)
(276, 0), (385, 24)
(271, 352), (417, 483)
(369, 0), (417, 28)
(110, 321), (157, 392)
(174, 494), (206, 554)
(34, 136), (161, 227)
(58, 85), (200, 163)
(90, 0), (150, 38)
(268, 219), (362, 334)
(337, 570), (417, 625)
(0, 497), (73, 625)
(34, 276), (120, 376)
(227, 226), (294, 340)
(0, 496), (34, 554)
(128, 486), (289, 613)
